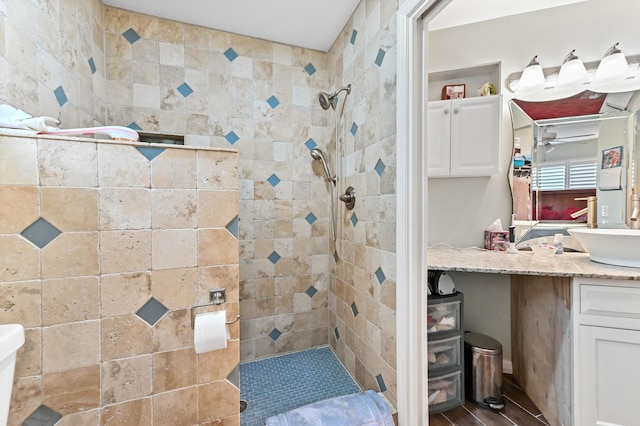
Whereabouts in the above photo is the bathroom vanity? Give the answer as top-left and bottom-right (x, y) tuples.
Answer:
(427, 246), (640, 426)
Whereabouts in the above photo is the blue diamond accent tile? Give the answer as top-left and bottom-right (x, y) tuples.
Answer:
(268, 328), (281, 341)
(227, 365), (240, 388)
(305, 138), (317, 151)
(128, 122), (142, 131)
(225, 131), (239, 145)
(136, 297), (168, 326)
(267, 95), (280, 109)
(305, 285), (318, 298)
(334, 327), (340, 340)
(21, 218), (61, 249)
(305, 63), (317, 76)
(226, 215), (239, 239)
(375, 159), (386, 176)
(136, 146), (165, 161)
(54, 86), (67, 107)
(23, 404), (62, 426)
(333, 251), (339, 263)
(177, 82), (193, 97)
(351, 302), (359, 317)
(88, 57), (96, 74)
(375, 48), (386, 67)
(224, 47), (238, 62)
(240, 347), (361, 426)
(350, 29), (358, 45)
(350, 122), (358, 137)
(350, 213), (359, 227)
(305, 212), (317, 225)
(267, 173), (281, 187)
(375, 267), (386, 284)
(268, 251), (281, 264)
(376, 374), (387, 392)
(122, 28), (141, 44)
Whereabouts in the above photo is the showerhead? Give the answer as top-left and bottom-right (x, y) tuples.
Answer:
(310, 148), (336, 186)
(318, 84), (352, 110)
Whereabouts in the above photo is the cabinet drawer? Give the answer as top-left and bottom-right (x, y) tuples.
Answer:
(580, 284), (640, 319)
(428, 370), (463, 413)
(428, 335), (462, 370)
(427, 300), (461, 333)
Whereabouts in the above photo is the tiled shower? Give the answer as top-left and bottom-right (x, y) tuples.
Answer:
(0, 0), (399, 423)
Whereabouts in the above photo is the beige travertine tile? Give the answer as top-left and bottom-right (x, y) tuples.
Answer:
(38, 138), (98, 187)
(15, 327), (41, 378)
(42, 320), (100, 372)
(150, 148), (197, 189)
(151, 229), (197, 270)
(197, 150), (238, 191)
(0, 280), (40, 327)
(41, 232), (100, 279)
(0, 235), (40, 282)
(152, 309), (192, 352)
(198, 380), (239, 423)
(198, 228), (239, 266)
(98, 143), (151, 188)
(101, 315), (153, 361)
(100, 188), (151, 230)
(151, 268), (197, 310)
(151, 189), (197, 229)
(0, 136), (38, 185)
(101, 272), (152, 317)
(101, 398), (152, 426)
(197, 190), (238, 228)
(42, 276), (100, 325)
(198, 339), (239, 384)
(153, 387), (197, 426)
(152, 348), (197, 393)
(43, 364), (101, 415)
(41, 187), (99, 232)
(101, 355), (152, 404)
(0, 186), (39, 233)
(100, 230), (151, 274)
(197, 265), (239, 304)
(8, 375), (42, 426)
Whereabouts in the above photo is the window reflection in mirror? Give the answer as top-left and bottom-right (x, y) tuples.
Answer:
(508, 91), (640, 241)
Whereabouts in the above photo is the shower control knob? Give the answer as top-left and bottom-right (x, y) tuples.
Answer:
(339, 186), (356, 210)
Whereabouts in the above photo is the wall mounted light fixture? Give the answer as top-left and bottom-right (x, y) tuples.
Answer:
(594, 43), (629, 83)
(557, 49), (589, 88)
(516, 56), (546, 94)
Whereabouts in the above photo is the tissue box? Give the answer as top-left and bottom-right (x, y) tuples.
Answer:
(484, 231), (509, 251)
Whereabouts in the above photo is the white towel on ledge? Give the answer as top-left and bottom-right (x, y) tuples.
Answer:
(0, 104), (60, 132)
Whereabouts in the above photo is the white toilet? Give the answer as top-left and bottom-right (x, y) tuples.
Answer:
(0, 324), (24, 426)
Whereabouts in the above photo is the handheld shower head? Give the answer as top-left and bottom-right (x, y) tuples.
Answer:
(310, 148), (335, 186)
(318, 84), (352, 110)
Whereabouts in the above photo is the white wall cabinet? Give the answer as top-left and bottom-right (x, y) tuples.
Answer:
(573, 278), (640, 426)
(427, 95), (502, 177)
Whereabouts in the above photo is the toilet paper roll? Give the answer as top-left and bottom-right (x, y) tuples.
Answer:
(194, 310), (230, 354)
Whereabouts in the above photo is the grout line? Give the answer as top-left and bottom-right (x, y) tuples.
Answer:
(499, 411), (517, 425)
(461, 405), (488, 425)
(440, 413), (456, 425)
(503, 394), (548, 423)
(534, 413), (551, 426)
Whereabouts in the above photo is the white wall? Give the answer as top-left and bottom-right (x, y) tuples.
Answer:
(426, 0), (640, 364)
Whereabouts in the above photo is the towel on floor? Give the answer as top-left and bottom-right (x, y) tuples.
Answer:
(265, 390), (394, 426)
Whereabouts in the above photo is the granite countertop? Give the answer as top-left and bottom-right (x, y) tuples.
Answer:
(427, 245), (640, 280)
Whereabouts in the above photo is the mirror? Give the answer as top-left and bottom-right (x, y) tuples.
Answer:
(508, 90), (640, 247)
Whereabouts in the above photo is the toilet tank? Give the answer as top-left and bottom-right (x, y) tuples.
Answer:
(0, 324), (25, 426)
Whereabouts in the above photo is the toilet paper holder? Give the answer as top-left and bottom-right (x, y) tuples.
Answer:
(191, 288), (240, 328)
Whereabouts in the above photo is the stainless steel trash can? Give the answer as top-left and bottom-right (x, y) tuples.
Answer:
(464, 332), (505, 411)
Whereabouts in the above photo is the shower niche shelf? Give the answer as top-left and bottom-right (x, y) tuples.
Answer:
(427, 291), (465, 414)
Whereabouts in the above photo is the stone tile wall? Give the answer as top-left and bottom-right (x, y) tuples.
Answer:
(0, 134), (239, 425)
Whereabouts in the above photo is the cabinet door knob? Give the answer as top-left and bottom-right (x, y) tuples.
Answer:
(444, 108), (449, 114)
(453, 108), (459, 113)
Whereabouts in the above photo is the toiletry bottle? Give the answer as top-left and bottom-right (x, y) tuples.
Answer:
(553, 234), (564, 255)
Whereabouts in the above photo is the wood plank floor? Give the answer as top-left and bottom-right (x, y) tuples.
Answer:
(429, 375), (550, 425)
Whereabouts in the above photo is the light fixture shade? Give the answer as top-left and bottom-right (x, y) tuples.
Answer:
(517, 56), (546, 93)
(557, 50), (589, 88)
(595, 43), (629, 82)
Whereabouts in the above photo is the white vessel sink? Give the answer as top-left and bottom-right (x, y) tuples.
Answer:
(568, 228), (640, 268)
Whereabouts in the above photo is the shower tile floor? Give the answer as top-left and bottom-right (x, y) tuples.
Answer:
(240, 346), (362, 426)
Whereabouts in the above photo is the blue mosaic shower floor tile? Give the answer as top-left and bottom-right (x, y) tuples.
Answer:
(240, 346), (361, 426)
